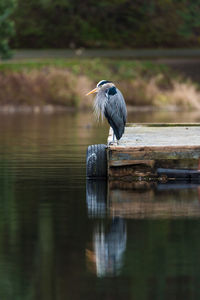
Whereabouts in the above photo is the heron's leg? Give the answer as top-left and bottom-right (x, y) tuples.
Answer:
(113, 133), (119, 144)
(108, 130), (116, 145)
(113, 132), (115, 143)
(112, 132), (120, 145)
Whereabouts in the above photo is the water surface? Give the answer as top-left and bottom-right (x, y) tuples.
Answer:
(0, 111), (200, 300)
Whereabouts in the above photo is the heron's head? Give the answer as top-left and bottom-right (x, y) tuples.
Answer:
(86, 80), (114, 96)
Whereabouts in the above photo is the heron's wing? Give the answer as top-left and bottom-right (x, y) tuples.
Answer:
(116, 88), (127, 125)
(104, 88), (127, 139)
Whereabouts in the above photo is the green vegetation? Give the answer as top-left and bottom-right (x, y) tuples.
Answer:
(0, 0), (16, 58)
(0, 58), (169, 79)
(0, 58), (200, 110)
(11, 0), (200, 49)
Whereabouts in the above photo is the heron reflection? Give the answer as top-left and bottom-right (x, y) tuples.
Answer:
(93, 218), (127, 277)
(86, 179), (127, 277)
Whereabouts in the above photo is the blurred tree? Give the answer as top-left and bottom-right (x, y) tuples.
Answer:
(178, 0), (200, 45)
(0, 0), (16, 59)
(11, 0), (200, 49)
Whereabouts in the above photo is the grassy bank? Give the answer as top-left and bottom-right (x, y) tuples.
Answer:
(0, 58), (200, 110)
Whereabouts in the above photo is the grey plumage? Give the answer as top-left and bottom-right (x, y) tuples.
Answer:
(87, 80), (127, 141)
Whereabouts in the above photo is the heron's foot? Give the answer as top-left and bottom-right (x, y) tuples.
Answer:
(108, 141), (117, 146)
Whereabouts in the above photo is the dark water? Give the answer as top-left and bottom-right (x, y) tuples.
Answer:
(0, 111), (200, 300)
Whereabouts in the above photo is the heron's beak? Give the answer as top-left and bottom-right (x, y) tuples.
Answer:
(86, 87), (98, 96)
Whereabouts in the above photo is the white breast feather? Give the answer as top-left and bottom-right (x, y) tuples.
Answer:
(94, 92), (108, 121)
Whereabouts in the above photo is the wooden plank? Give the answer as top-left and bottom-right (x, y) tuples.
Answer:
(110, 159), (155, 167)
(108, 123), (200, 148)
(107, 124), (200, 180)
(109, 148), (200, 163)
(126, 123), (200, 127)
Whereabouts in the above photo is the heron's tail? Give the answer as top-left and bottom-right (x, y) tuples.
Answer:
(109, 119), (125, 140)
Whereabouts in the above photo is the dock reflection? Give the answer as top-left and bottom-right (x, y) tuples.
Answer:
(109, 181), (200, 219)
(86, 179), (200, 277)
(87, 179), (200, 219)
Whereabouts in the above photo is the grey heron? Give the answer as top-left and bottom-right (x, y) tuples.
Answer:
(86, 80), (127, 143)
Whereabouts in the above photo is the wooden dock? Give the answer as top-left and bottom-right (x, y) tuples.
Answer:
(107, 123), (200, 181)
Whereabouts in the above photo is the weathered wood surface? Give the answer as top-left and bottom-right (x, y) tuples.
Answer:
(107, 123), (200, 180)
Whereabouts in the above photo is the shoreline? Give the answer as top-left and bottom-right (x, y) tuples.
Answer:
(5, 49), (200, 61)
(0, 104), (190, 114)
